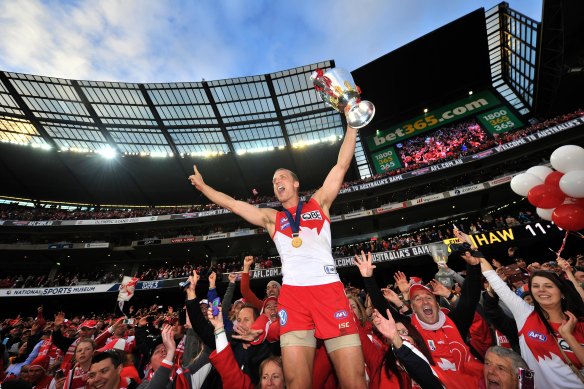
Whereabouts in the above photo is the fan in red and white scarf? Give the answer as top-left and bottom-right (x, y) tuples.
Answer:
(143, 323), (185, 381)
(57, 339), (96, 389)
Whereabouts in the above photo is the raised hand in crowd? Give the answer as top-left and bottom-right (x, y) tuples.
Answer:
(209, 271), (217, 289)
(428, 280), (450, 298)
(491, 258), (503, 269)
(393, 271), (410, 297)
(185, 270), (198, 300)
(206, 305), (223, 330)
(137, 316), (149, 327)
(232, 320), (263, 343)
(381, 287), (401, 306)
(228, 272), (238, 283)
(454, 229), (476, 247)
(54, 311), (66, 327)
(460, 250), (481, 266)
(557, 256), (584, 302)
(160, 323), (176, 362)
(371, 308), (403, 349)
(242, 255), (254, 273)
(353, 251), (376, 277)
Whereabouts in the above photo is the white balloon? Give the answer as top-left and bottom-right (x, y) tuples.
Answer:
(526, 165), (553, 181)
(559, 170), (584, 198)
(510, 173), (543, 197)
(550, 145), (584, 173)
(536, 207), (554, 221)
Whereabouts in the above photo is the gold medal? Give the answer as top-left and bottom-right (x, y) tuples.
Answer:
(291, 235), (302, 248)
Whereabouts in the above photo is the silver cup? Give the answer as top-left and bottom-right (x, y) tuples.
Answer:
(429, 242), (453, 288)
(311, 67), (375, 129)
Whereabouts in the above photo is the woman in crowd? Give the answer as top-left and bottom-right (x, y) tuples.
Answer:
(480, 257), (584, 388)
(55, 339), (96, 389)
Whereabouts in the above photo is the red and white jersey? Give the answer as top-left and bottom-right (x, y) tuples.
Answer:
(272, 198), (339, 286)
(484, 270), (584, 388)
(63, 365), (89, 389)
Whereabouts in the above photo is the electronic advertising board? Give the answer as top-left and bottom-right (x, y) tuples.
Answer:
(365, 90), (524, 175)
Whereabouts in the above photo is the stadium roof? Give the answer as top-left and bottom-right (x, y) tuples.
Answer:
(0, 60), (344, 158)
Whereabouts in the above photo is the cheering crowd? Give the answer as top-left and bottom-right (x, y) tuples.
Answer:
(2, 239), (583, 388)
(0, 207), (536, 290)
(1, 110), (583, 388)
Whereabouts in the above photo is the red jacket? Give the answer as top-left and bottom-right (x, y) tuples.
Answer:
(209, 345), (254, 389)
(239, 272), (264, 311)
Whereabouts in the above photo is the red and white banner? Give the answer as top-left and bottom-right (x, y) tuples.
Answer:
(117, 276), (139, 302)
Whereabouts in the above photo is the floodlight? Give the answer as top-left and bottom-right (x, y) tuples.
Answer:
(99, 147), (117, 159)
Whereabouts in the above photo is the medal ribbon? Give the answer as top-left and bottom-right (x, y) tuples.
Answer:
(283, 201), (303, 236)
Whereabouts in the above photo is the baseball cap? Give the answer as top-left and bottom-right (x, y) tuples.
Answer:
(199, 299), (209, 305)
(261, 296), (278, 314)
(80, 320), (97, 329)
(409, 284), (434, 300)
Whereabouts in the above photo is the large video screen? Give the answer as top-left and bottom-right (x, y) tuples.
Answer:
(365, 90), (524, 175)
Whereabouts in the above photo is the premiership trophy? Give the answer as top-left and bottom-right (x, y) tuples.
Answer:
(428, 242), (453, 288)
(311, 67), (375, 129)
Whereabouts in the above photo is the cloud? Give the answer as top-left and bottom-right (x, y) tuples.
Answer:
(0, 0), (542, 83)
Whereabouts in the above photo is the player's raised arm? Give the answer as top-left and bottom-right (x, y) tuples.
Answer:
(313, 125), (357, 212)
(188, 165), (275, 231)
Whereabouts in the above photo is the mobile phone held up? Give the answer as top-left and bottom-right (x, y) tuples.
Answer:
(211, 297), (221, 317)
(518, 368), (534, 389)
(123, 318), (134, 325)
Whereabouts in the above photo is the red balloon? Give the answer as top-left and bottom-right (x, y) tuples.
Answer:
(544, 171), (564, 188)
(552, 204), (584, 231)
(527, 184), (566, 209)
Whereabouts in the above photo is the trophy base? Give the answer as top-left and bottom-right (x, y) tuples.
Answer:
(346, 100), (375, 129)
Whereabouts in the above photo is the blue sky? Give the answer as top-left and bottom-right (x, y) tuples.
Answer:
(0, 0), (542, 83)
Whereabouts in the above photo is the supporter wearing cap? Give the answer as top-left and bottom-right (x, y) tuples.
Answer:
(408, 230), (484, 387)
(249, 296), (280, 345)
(199, 299), (209, 318)
(27, 355), (52, 389)
(240, 256), (281, 311)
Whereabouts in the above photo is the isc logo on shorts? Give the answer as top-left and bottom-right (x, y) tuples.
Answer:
(334, 310), (348, 319)
(301, 211), (322, 221)
(279, 309), (288, 326)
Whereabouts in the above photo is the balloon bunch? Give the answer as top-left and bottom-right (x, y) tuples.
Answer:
(510, 145), (584, 231)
